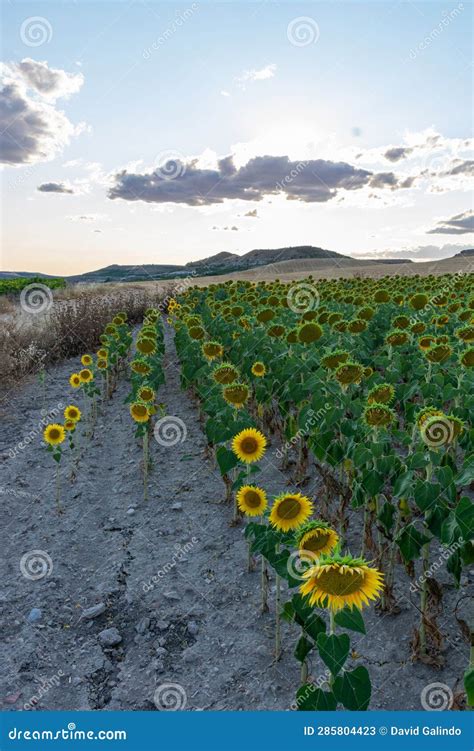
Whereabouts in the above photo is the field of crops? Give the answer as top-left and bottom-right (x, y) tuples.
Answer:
(0, 277), (66, 296)
(2, 271), (473, 712)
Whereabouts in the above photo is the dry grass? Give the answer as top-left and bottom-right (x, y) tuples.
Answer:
(0, 282), (178, 393)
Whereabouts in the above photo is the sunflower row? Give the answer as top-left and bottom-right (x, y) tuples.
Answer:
(168, 272), (474, 709)
(42, 312), (134, 510)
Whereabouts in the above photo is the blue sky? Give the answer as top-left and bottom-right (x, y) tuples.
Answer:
(1, 0), (472, 274)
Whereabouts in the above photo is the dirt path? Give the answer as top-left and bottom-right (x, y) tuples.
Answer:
(0, 324), (469, 711)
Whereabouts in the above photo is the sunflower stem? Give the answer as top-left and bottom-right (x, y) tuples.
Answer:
(419, 538), (430, 656)
(143, 431), (149, 501)
(275, 543), (282, 661)
(261, 556), (269, 613)
(328, 610), (336, 689)
(55, 462), (61, 511)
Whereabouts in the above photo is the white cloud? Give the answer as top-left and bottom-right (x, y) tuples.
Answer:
(0, 59), (85, 166)
(235, 63), (276, 90)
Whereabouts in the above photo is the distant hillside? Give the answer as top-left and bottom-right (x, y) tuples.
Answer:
(456, 248), (474, 257)
(1, 245), (416, 284)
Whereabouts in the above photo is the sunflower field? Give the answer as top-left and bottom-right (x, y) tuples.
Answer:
(166, 272), (474, 712)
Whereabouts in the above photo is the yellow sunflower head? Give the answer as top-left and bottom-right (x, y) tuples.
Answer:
(269, 492), (313, 533)
(297, 322), (323, 344)
(367, 383), (395, 405)
(300, 553), (384, 611)
(137, 385), (155, 403)
(335, 361), (364, 387)
(43, 423), (66, 446)
(212, 363), (239, 385)
(79, 368), (93, 383)
(201, 341), (224, 361)
(251, 361), (266, 377)
(97, 359), (107, 370)
(363, 403), (396, 428)
(130, 402), (149, 423)
(231, 428), (267, 463)
(64, 405), (81, 422)
(222, 382), (250, 409)
(131, 359), (151, 375)
(236, 485), (267, 516)
(97, 348), (108, 359)
(64, 419), (76, 432)
(460, 347), (474, 368)
(385, 330), (409, 347)
(425, 344), (452, 364)
(136, 338), (157, 355)
(81, 354), (93, 366)
(69, 373), (81, 389)
(295, 520), (339, 557)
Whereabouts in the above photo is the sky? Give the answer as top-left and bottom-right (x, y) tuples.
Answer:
(1, 0), (473, 275)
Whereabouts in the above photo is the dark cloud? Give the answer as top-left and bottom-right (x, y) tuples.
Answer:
(109, 155), (411, 206)
(428, 210), (473, 235)
(37, 182), (74, 194)
(384, 146), (414, 162)
(442, 159), (474, 177)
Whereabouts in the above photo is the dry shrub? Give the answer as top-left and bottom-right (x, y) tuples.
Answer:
(0, 282), (175, 393)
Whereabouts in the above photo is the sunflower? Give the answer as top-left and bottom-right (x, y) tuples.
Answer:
(335, 361), (364, 387)
(81, 354), (93, 366)
(363, 403), (395, 428)
(251, 361), (266, 377)
(269, 492), (313, 533)
(64, 419), (76, 432)
(410, 293), (429, 311)
(425, 344), (452, 364)
(43, 424), (66, 446)
(64, 405), (81, 422)
(321, 350), (349, 370)
(296, 520), (339, 557)
(131, 359), (151, 375)
(236, 485), (267, 516)
(232, 428), (267, 463)
(79, 368), (93, 383)
(213, 363), (239, 385)
(367, 383), (395, 405)
(222, 382), (249, 409)
(189, 325), (205, 340)
(201, 341), (224, 361)
(298, 322), (323, 344)
(97, 359), (107, 370)
(300, 553), (384, 611)
(456, 325), (474, 343)
(130, 402), (149, 423)
(69, 373), (81, 388)
(136, 338), (156, 355)
(138, 385), (155, 403)
(97, 348), (108, 359)
(386, 330), (409, 347)
(460, 348), (474, 368)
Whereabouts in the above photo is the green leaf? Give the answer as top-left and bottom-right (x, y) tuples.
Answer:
(361, 470), (384, 496)
(377, 500), (396, 534)
(464, 668), (474, 708)
(455, 496), (474, 540)
(215, 446), (239, 476)
(396, 523), (430, 562)
(333, 666), (371, 711)
(316, 632), (350, 677)
(392, 470), (413, 498)
(455, 456), (474, 487)
(334, 606), (366, 635)
(282, 594), (327, 642)
(294, 635), (313, 664)
(295, 685), (337, 711)
(413, 480), (443, 513)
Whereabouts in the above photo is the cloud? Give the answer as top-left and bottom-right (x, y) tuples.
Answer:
(352, 243), (472, 261)
(235, 64), (276, 89)
(109, 154), (411, 207)
(67, 213), (108, 222)
(244, 209), (258, 218)
(384, 146), (414, 162)
(212, 225), (239, 231)
(17, 58), (83, 101)
(37, 181), (74, 194)
(427, 210), (473, 235)
(0, 60), (85, 166)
